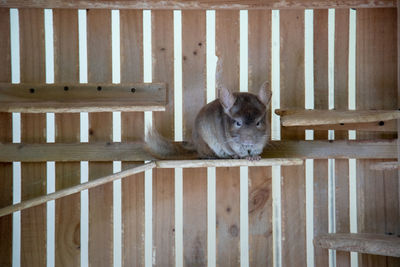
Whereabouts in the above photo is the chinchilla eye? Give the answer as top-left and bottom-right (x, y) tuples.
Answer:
(256, 121), (261, 127)
(235, 120), (242, 127)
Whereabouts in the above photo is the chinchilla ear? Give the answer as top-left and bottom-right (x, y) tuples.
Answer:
(258, 81), (272, 107)
(218, 86), (236, 112)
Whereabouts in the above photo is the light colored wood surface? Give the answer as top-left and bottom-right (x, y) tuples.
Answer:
(53, 9), (81, 266)
(248, 10), (273, 265)
(288, 120), (396, 132)
(0, 8), (12, 267)
(280, 10), (307, 267)
(19, 9), (47, 267)
(314, 233), (400, 257)
(156, 158), (303, 168)
(152, 10), (175, 266)
(0, 82), (166, 113)
(356, 8), (400, 267)
(0, 163), (155, 218)
(370, 161), (400, 170)
(216, 10), (240, 266)
(0, 0), (395, 9)
(87, 9), (114, 267)
(181, 10), (207, 267)
(120, 9), (145, 267)
(276, 109), (400, 126)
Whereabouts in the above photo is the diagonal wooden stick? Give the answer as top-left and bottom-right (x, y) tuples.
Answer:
(0, 161), (156, 218)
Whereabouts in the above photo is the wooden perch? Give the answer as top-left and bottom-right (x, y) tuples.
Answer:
(0, 139), (396, 162)
(370, 161), (400, 170)
(276, 109), (400, 127)
(0, 83), (167, 113)
(314, 233), (400, 257)
(156, 158), (303, 168)
(0, 162), (156, 218)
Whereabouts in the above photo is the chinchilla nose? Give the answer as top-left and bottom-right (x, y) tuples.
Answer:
(241, 136), (255, 146)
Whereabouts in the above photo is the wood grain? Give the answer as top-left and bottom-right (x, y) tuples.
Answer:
(87, 9), (114, 267)
(19, 9), (47, 267)
(181, 10), (207, 267)
(152, 10), (175, 266)
(356, 8), (400, 266)
(53, 9), (81, 267)
(248, 9), (273, 266)
(280, 9), (306, 267)
(120, 9), (145, 267)
(0, 7), (12, 267)
(0, 0), (395, 9)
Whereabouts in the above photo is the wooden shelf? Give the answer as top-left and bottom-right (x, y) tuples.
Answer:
(0, 82), (166, 113)
(0, 139), (396, 162)
(276, 109), (400, 129)
(370, 161), (400, 170)
(156, 158), (303, 168)
(314, 233), (400, 257)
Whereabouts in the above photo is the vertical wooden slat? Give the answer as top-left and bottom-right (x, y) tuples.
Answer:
(19, 8), (47, 267)
(334, 9), (351, 267)
(280, 9), (307, 267)
(152, 10), (175, 266)
(248, 9), (273, 266)
(181, 10), (207, 267)
(0, 8), (12, 267)
(53, 9), (81, 266)
(313, 9), (329, 267)
(87, 9), (113, 267)
(215, 10), (240, 267)
(356, 8), (400, 267)
(120, 9), (145, 267)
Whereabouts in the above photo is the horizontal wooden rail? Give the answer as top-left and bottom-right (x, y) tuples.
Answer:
(276, 109), (400, 127)
(0, 139), (396, 162)
(0, 162), (156, 218)
(314, 233), (400, 257)
(156, 158), (303, 168)
(370, 161), (400, 170)
(0, 83), (167, 113)
(0, 0), (395, 9)
(288, 120), (396, 132)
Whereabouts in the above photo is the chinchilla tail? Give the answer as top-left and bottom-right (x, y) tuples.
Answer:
(144, 128), (198, 160)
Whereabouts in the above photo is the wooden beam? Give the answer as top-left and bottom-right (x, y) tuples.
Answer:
(0, 82), (166, 113)
(0, 0), (395, 9)
(276, 109), (400, 127)
(288, 120), (396, 132)
(314, 233), (400, 257)
(0, 139), (396, 162)
(370, 161), (400, 170)
(156, 158), (303, 168)
(0, 162), (156, 218)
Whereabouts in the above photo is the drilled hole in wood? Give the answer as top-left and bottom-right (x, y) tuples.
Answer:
(97, 86), (102, 91)
(131, 88), (136, 93)
(29, 88), (35, 93)
(64, 86), (69, 91)
(379, 121), (384, 126)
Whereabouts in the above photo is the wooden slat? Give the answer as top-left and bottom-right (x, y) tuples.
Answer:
(156, 158), (303, 168)
(120, 9), (145, 267)
(248, 9), (273, 266)
(0, 7), (12, 267)
(0, 139), (397, 162)
(181, 10), (207, 267)
(19, 9), (47, 267)
(370, 161), (400, 170)
(314, 233), (400, 257)
(53, 9), (81, 266)
(216, 10), (240, 266)
(0, 82), (166, 113)
(356, 8), (400, 266)
(287, 120), (396, 132)
(280, 9), (307, 267)
(152, 10), (175, 266)
(87, 9), (113, 267)
(0, 0), (395, 9)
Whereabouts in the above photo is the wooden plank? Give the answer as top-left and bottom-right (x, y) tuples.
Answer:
(247, 9), (273, 266)
(314, 233), (400, 257)
(19, 9), (47, 267)
(0, 163), (156, 218)
(370, 161), (400, 170)
(215, 10), (240, 267)
(0, 0), (395, 9)
(0, 139), (397, 162)
(156, 158), (303, 168)
(0, 7), (12, 267)
(87, 9), (113, 267)
(53, 9), (81, 266)
(0, 82), (166, 113)
(152, 10), (175, 266)
(356, 8), (400, 266)
(181, 10), (207, 267)
(120, 9), (145, 267)
(286, 120), (396, 132)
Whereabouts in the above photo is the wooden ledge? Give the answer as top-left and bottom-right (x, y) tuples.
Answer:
(276, 109), (400, 128)
(314, 233), (400, 257)
(370, 161), (400, 170)
(156, 158), (303, 168)
(0, 82), (166, 113)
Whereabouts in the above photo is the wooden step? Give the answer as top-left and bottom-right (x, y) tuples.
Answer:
(0, 82), (166, 113)
(314, 233), (400, 257)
